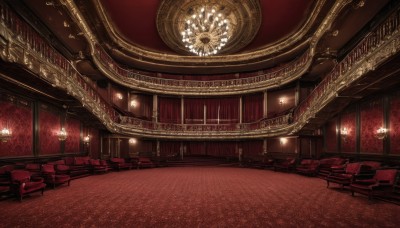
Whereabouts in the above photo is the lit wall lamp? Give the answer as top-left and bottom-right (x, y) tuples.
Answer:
(279, 98), (285, 106)
(129, 138), (137, 144)
(130, 100), (138, 108)
(57, 128), (67, 141)
(279, 137), (287, 145)
(375, 127), (388, 140)
(0, 128), (12, 142)
(340, 128), (349, 142)
(83, 135), (90, 145)
(116, 93), (123, 100)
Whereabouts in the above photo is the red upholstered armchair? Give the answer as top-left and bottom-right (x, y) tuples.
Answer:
(296, 159), (320, 176)
(89, 159), (109, 174)
(0, 165), (14, 187)
(325, 162), (362, 189)
(110, 158), (132, 171)
(132, 157), (155, 169)
(274, 158), (296, 172)
(41, 164), (71, 189)
(25, 163), (42, 178)
(10, 170), (46, 201)
(350, 169), (398, 200)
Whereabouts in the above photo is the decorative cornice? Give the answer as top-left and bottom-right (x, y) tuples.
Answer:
(1, 2), (400, 140)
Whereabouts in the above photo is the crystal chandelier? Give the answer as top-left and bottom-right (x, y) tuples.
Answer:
(181, 5), (230, 56)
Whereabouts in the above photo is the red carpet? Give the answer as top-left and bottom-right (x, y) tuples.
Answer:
(0, 167), (399, 227)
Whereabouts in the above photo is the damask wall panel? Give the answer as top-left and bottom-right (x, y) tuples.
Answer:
(0, 100), (33, 157)
(267, 138), (296, 154)
(119, 139), (129, 158)
(390, 94), (400, 154)
(64, 118), (81, 154)
(39, 107), (61, 155)
(340, 111), (356, 153)
(87, 127), (100, 158)
(325, 118), (337, 153)
(360, 99), (384, 154)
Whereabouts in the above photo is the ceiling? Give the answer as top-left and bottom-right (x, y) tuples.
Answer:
(99, 0), (314, 54)
(11, 0), (393, 75)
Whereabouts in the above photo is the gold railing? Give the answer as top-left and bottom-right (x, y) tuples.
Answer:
(1, 2), (400, 139)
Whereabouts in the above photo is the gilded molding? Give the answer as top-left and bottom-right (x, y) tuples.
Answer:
(1, 2), (400, 140)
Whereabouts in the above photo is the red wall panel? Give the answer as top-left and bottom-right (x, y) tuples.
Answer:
(325, 118), (337, 153)
(39, 107), (61, 155)
(242, 140), (263, 157)
(340, 111), (356, 153)
(390, 94), (400, 154)
(0, 100), (33, 157)
(267, 138), (296, 154)
(360, 99), (384, 154)
(64, 118), (81, 154)
(267, 88), (295, 117)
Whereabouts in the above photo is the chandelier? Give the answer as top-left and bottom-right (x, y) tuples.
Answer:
(181, 5), (230, 56)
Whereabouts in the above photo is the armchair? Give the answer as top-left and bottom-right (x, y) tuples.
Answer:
(41, 164), (71, 189)
(296, 159), (320, 176)
(325, 162), (362, 189)
(89, 159), (109, 174)
(350, 169), (398, 200)
(132, 157), (155, 169)
(274, 158), (296, 172)
(110, 158), (132, 171)
(10, 170), (46, 201)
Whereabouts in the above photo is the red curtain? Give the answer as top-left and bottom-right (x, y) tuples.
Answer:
(160, 141), (181, 157)
(134, 94), (152, 120)
(186, 142), (206, 155)
(207, 141), (236, 157)
(219, 97), (239, 124)
(184, 98), (204, 124)
(242, 140), (263, 157)
(243, 93), (264, 123)
(158, 96), (181, 123)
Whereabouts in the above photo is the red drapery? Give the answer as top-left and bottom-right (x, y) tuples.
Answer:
(207, 141), (236, 157)
(241, 140), (264, 157)
(158, 96), (181, 123)
(160, 141), (181, 157)
(186, 142), (206, 155)
(184, 98), (204, 124)
(243, 93), (264, 123)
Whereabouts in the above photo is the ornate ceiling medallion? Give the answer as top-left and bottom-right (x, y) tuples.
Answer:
(157, 0), (261, 56)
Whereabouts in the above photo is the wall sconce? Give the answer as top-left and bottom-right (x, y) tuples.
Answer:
(340, 128), (349, 142)
(116, 93), (123, 100)
(129, 138), (137, 144)
(57, 128), (67, 141)
(375, 127), (388, 140)
(83, 135), (90, 145)
(279, 137), (287, 145)
(130, 100), (138, 108)
(0, 128), (12, 142)
(279, 98), (285, 106)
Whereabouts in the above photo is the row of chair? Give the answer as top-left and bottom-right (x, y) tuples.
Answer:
(0, 156), (156, 201)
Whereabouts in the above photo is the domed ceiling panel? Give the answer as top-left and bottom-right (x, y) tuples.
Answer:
(99, 0), (314, 55)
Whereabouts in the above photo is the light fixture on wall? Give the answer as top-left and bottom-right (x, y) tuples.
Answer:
(375, 127), (388, 140)
(279, 98), (285, 106)
(83, 135), (90, 145)
(0, 127), (12, 142)
(279, 137), (287, 145)
(181, 5), (231, 56)
(340, 128), (349, 142)
(116, 93), (123, 100)
(57, 127), (67, 141)
(130, 100), (138, 108)
(129, 138), (137, 145)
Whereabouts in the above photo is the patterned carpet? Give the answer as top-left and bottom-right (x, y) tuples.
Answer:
(0, 167), (399, 227)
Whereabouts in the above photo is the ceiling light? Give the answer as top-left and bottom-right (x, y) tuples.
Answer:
(181, 5), (230, 56)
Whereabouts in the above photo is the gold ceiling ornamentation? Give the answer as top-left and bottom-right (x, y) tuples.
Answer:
(157, 0), (261, 55)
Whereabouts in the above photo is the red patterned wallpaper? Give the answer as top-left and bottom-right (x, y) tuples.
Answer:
(325, 118), (337, 153)
(360, 99), (383, 154)
(64, 118), (81, 153)
(39, 107), (61, 155)
(390, 94), (400, 154)
(87, 127), (100, 158)
(267, 138), (296, 154)
(0, 100), (33, 157)
(340, 111), (356, 153)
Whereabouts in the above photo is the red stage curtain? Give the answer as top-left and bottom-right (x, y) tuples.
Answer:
(242, 140), (263, 157)
(160, 141), (181, 157)
(158, 96), (181, 123)
(186, 142), (206, 155)
(205, 97), (239, 124)
(207, 141), (236, 157)
(243, 93), (264, 123)
(184, 98), (204, 124)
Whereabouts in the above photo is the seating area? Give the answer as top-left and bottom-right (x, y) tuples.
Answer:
(0, 156), (157, 201)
